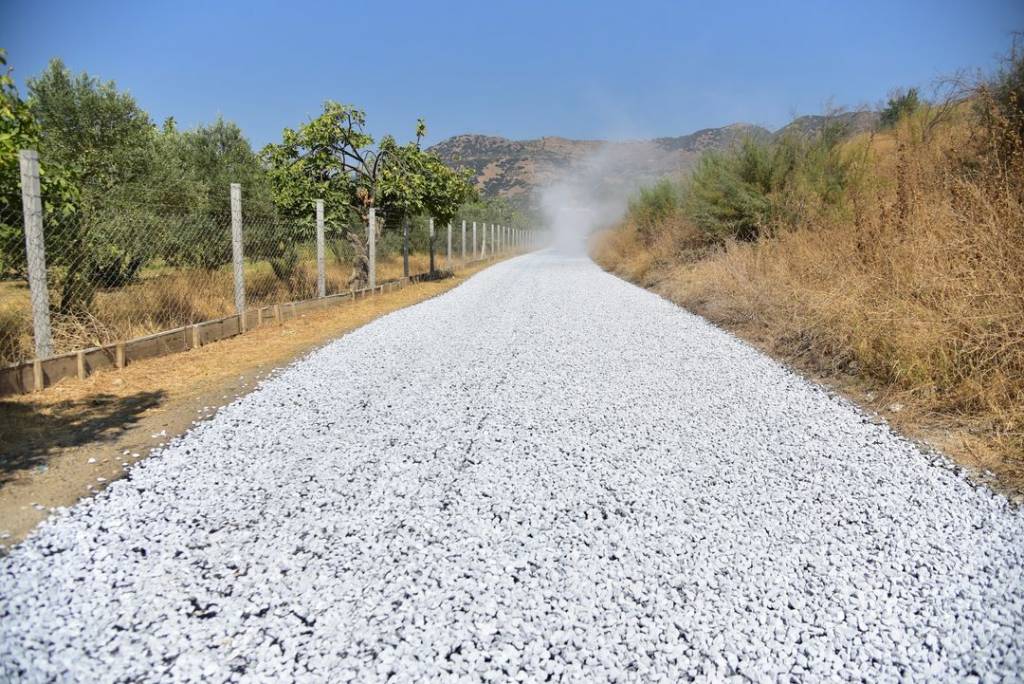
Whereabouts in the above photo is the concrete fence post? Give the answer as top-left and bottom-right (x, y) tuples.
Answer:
(447, 221), (452, 267)
(461, 220), (467, 260)
(230, 183), (245, 331)
(19, 150), (53, 360)
(315, 199), (326, 298)
(481, 223), (488, 258)
(368, 207), (377, 288)
(472, 221), (477, 258)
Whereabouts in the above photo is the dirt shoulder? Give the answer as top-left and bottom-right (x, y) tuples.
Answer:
(0, 260), (500, 549)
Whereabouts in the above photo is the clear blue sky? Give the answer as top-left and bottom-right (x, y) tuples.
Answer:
(2, 0), (1021, 147)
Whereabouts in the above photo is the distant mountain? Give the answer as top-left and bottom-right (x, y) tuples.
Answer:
(774, 111), (880, 139)
(429, 114), (876, 208)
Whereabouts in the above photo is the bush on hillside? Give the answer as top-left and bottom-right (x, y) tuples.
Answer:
(685, 140), (778, 241)
(627, 179), (680, 243)
(684, 122), (856, 242)
(880, 88), (922, 128)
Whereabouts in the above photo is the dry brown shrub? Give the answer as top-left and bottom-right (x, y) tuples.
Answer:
(593, 212), (712, 286)
(0, 305), (31, 364)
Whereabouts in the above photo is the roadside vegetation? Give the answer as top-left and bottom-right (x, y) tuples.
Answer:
(594, 45), (1024, 490)
(0, 51), (519, 366)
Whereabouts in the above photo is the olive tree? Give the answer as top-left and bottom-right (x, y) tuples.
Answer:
(26, 59), (157, 311)
(154, 117), (274, 270)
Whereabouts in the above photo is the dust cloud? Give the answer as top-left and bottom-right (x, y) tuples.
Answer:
(536, 143), (662, 256)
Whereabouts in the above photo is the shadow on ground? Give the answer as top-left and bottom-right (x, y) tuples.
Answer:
(0, 390), (166, 486)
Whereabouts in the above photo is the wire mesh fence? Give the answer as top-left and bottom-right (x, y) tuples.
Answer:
(0, 201), (32, 366)
(0, 150), (535, 370)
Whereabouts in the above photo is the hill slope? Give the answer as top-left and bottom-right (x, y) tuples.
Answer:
(429, 113), (877, 206)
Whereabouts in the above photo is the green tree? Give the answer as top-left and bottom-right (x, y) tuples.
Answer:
(457, 196), (517, 228)
(263, 101), (432, 287)
(264, 102), (375, 287)
(29, 59), (155, 190)
(880, 88), (921, 128)
(377, 130), (435, 276)
(27, 59), (158, 311)
(153, 117), (274, 270)
(420, 153), (476, 271)
(0, 50), (77, 279)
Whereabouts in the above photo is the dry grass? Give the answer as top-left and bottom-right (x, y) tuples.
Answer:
(0, 252), (440, 364)
(594, 106), (1024, 494)
(0, 292), (31, 364)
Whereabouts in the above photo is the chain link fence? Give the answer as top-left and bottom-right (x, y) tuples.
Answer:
(0, 200), (31, 366)
(1, 150), (536, 372)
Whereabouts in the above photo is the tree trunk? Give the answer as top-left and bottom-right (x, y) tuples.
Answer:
(429, 230), (435, 274)
(346, 230), (368, 290)
(402, 216), (410, 278)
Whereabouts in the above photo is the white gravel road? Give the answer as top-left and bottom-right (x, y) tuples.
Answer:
(2, 252), (1023, 682)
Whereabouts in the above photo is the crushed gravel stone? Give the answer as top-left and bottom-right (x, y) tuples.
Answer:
(2, 253), (1022, 682)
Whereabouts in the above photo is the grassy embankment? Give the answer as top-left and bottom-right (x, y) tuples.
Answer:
(593, 56), (1024, 493)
